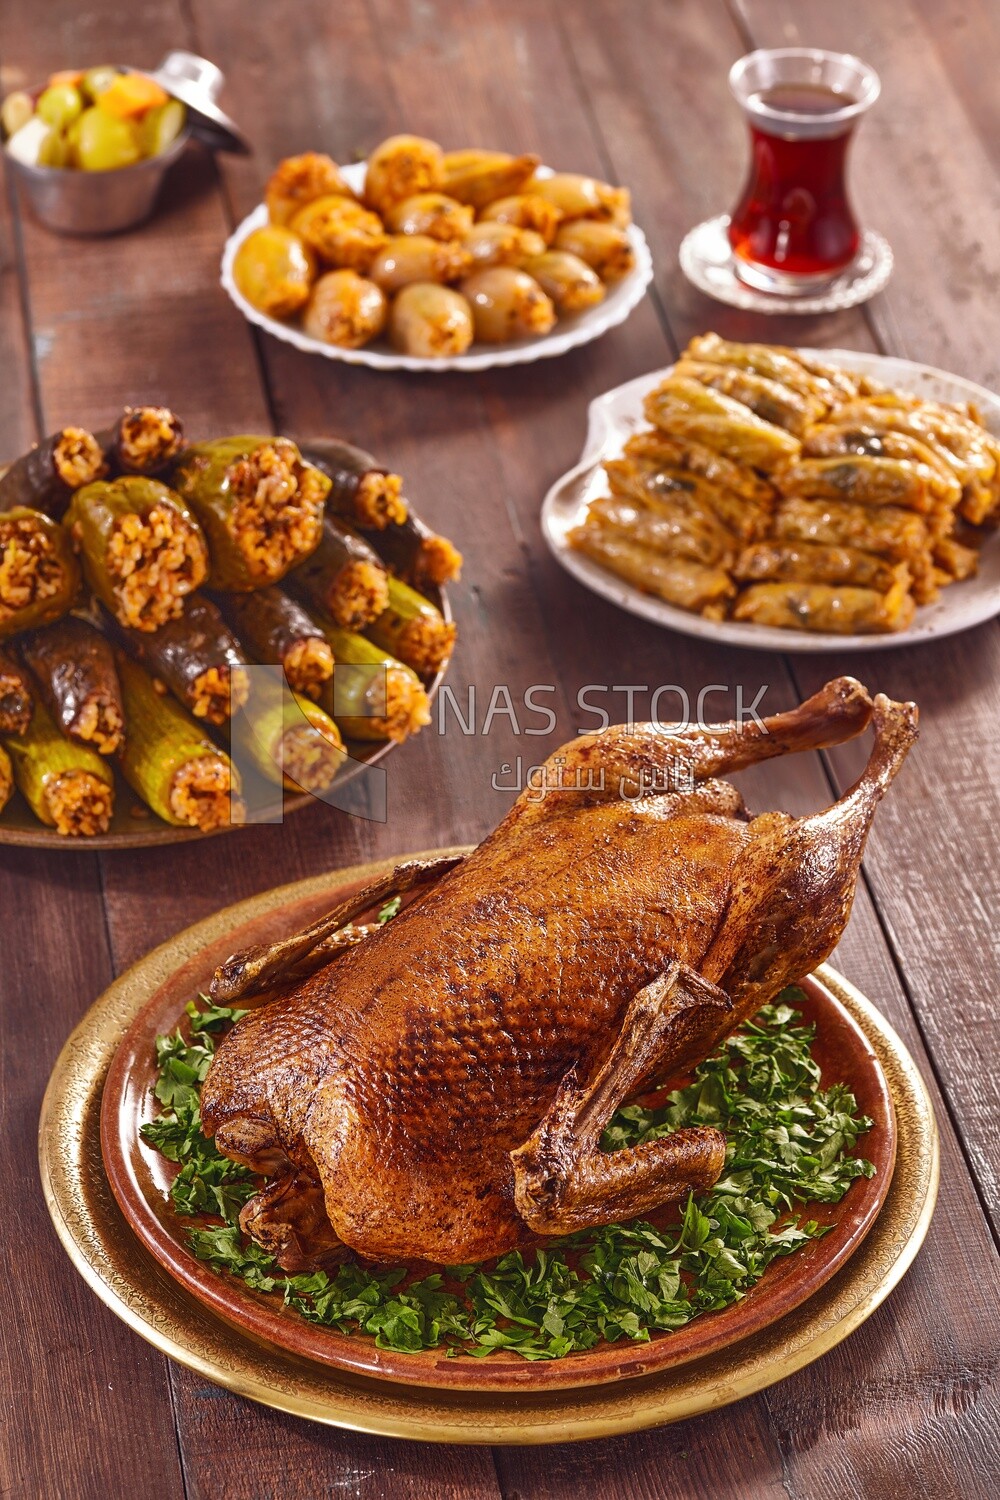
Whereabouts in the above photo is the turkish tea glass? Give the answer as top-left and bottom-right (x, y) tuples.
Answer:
(727, 48), (880, 293)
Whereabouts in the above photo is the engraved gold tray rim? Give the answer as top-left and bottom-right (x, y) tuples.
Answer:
(39, 850), (939, 1444)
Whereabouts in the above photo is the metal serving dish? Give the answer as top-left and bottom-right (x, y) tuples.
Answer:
(2, 51), (248, 236)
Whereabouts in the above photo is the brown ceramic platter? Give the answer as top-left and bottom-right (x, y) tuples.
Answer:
(99, 854), (897, 1394)
(0, 588), (450, 851)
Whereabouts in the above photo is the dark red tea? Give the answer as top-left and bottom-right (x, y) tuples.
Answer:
(728, 82), (861, 282)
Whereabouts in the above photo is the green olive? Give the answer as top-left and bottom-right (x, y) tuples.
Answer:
(1, 91), (35, 138)
(37, 127), (71, 169)
(80, 66), (120, 103)
(70, 106), (141, 171)
(36, 84), (83, 131)
(138, 99), (186, 158)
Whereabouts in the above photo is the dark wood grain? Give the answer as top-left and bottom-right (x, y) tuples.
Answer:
(735, 0), (1000, 1241)
(0, 0), (998, 1495)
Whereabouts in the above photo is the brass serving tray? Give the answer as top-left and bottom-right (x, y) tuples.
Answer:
(40, 852), (939, 1443)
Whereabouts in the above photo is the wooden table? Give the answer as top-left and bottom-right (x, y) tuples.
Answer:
(2, 1), (997, 1495)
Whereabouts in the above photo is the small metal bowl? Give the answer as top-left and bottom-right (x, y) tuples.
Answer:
(2, 52), (247, 237)
(4, 126), (191, 235)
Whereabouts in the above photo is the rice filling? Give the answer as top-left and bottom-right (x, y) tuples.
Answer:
(0, 515), (64, 621)
(106, 503), (206, 630)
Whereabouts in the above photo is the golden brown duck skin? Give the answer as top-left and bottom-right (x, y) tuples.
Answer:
(203, 677), (916, 1268)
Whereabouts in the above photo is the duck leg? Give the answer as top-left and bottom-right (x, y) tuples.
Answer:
(511, 961), (732, 1237)
(523, 675), (873, 815)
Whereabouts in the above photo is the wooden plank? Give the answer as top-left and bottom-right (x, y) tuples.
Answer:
(735, 0), (1000, 1235)
(0, 19), (187, 1499)
(0, 853), (186, 1500)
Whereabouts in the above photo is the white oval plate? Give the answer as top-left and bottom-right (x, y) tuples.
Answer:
(541, 350), (1000, 653)
(221, 162), (653, 373)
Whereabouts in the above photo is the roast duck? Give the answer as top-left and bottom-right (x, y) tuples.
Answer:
(203, 676), (917, 1269)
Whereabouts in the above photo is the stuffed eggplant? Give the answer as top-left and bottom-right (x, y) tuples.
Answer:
(66, 476), (208, 632)
(107, 593), (251, 725)
(213, 587), (334, 700)
(2, 695), (115, 836)
(365, 575), (456, 677)
(288, 517), (390, 631)
(0, 507), (81, 639)
(0, 427), (106, 518)
(370, 513), (463, 589)
(231, 678), (346, 794)
(19, 617), (124, 753)
(0, 642), (33, 735)
(316, 620), (430, 742)
(300, 438), (407, 530)
(171, 437), (329, 590)
(99, 406), (185, 477)
(115, 654), (243, 831)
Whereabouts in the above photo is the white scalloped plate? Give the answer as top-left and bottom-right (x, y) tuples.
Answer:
(221, 163), (653, 373)
(541, 350), (1000, 653)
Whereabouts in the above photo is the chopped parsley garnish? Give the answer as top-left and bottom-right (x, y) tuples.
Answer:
(141, 988), (874, 1360)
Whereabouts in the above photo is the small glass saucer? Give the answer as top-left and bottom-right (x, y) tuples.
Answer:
(679, 214), (893, 314)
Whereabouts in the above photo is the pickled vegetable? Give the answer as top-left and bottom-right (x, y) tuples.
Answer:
(70, 106), (141, 171)
(66, 476), (208, 632)
(480, 193), (563, 244)
(290, 196), (388, 272)
(383, 193), (474, 242)
(37, 84), (83, 131)
(369, 234), (471, 293)
(301, 270), (387, 348)
(388, 282), (474, 358)
(96, 73), (168, 120)
(172, 436), (329, 591)
(3, 695), (114, 836)
(554, 219), (636, 281)
(459, 267), (555, 342)
(139, 99), (186, 158)
(364, 135), (445, 215)
(116, 654), (243, 830)
(0, 508), (80, 639)
(232, 226), (316, 318)
(265, 151), (358, 226)
(1, 92), (34, 138)
(81, 67), (120, 103)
